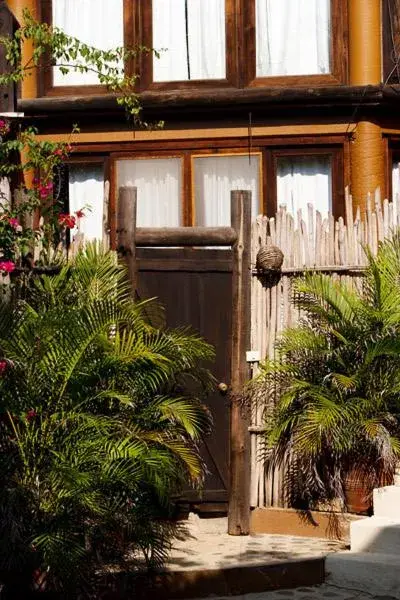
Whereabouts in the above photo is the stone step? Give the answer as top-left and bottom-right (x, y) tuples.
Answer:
(373, 485), (400, 519)
(326, 552), (400, 599)
(351, 516), (400, 553)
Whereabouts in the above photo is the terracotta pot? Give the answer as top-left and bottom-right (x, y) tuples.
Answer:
(343, 473), (371, 515)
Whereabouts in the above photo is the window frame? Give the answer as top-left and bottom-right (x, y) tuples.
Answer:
(190, 151), (264, 225)
(243, 0), (348, 87)
(138, 0), (238, 91)
(264, 146), (345, 217)
(39, 0), (134, 96)
(39, 0), (348, 95)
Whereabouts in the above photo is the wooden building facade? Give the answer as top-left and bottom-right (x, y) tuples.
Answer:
(4, 0), (400, 535)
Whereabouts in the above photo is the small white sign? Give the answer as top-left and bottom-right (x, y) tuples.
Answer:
(246, 350), (261, 362)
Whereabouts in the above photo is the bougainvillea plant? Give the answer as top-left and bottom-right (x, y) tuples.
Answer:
(0, 9), (160, 275)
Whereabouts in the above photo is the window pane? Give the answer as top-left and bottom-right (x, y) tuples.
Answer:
(52, 0), (124, 86)
(256, 0), (330, 76)
(194, 155), (260, 226)
(393, 160), (400, 200)
(116, 159), (182, 227)
(153, 0), (226, 82)
(69, 163), (105, 241)
(277, 156), (332, 221)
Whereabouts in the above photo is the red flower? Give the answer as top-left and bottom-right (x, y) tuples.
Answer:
(0, 360), (7, 374)
(39, 181), (53, 199)
(8, 217), (19, 229)
(26, 409), (37, 421)
(53, 148), (63, 156)
(58, 213), (76, 229)
(75, 209), (85, 219)
(0, 118), (10, 137)
(0, 260), (15, 274)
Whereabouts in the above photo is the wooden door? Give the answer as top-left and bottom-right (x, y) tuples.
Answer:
(136, 247), (232, 509)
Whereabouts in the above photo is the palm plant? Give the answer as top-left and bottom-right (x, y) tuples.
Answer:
(253, 234), (400, 512)
(0, 243), (214, 597)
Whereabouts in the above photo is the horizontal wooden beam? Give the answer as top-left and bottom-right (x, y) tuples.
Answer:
(135, 227), (237, 247)
(18, 85), (386, 116)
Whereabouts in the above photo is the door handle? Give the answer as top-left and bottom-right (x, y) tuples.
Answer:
(218, 382), (228, 393)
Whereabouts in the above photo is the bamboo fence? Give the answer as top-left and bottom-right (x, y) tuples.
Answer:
(250, 188), (400, 508)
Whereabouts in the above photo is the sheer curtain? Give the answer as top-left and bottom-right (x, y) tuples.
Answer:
(69, 164), (104, 241)
(116, 158), (182, 227)
(194, 155), (260, 226)
(393, 161), (400, 201)
(256, 0), (330, 76)
(153, 0), (225, 81)
(277, 156), (332, 221)
(52, 0), (124, 86)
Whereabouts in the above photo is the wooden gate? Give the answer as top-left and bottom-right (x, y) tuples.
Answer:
(116, 189), (252, 530)
(136, 247), (232, 509)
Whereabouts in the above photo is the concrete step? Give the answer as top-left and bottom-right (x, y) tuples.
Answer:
(326, 551), (400, 599)
(373, 485), (400, 519)
(350, 516), (400, 553)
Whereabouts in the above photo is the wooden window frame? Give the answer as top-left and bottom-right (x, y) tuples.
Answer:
(39, 0), (135, 97)
(190, 151), (264, 225)
(382, 0), (400, 84)
(264, 146), (345, 217)
(243, 0), (348, 87)
(138, 0), (238, 91)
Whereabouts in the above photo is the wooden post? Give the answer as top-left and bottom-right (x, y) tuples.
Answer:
(117, 186), (137, 295)
(228, 190), (251, 535)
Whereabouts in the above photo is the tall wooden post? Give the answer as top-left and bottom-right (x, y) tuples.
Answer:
(6, 0), (38, 100)
(228, 190), (251, 536)
(117, 186), (137, 295)
(348, 0), (386, 213)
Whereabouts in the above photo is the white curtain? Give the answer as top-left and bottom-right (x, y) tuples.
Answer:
(116, 158), (182, 227)
(256, 0), (330, 76)
(194, 155), (260, 226)
(69, 164), (104, 241)
(153, 0), (225, 81)
(52, 0), (124, 86)
(393, 162), (400, 201)
(277, 156), (332, 221)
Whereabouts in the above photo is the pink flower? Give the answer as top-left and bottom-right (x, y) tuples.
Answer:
(26, 409), (37, 421)
(0, 360), (7, 374)
(8, 218), (19, 229)
(0, 260), (15, 274)
(0, 119), (10, 136)
(53, 148), (63, 156)
(39, 181), (53, 199)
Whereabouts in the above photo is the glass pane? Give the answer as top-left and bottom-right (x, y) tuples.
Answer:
(52, 0), (124, 86)
(116, 158), (182, 227)
(69, 163), (105, 242)
(393, 161), (400, 201)
(277, 155), (332, 221)
(256, 0), (330, 76)
(194, 155), (260, 226)
(153, 0), (226, 81)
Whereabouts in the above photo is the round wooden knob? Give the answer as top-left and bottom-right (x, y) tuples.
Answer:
(218, 382), (228, 393)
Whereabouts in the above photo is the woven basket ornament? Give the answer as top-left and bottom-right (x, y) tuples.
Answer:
(256, 245), (284, 273)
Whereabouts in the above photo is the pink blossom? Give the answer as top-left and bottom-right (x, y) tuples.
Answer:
(0, 360), (7, 374)
(8, 218), (19, 229)
(0, 260), (15, 274)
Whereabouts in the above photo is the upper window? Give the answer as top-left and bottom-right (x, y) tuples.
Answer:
(51, 0), (124, 87)
(255, 0), (330, 77)
(152, 0), (226, 82)
(40, 0), (347, 93)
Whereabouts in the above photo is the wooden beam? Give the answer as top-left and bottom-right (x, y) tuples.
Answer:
(228, 190), (251, 536)
(135, 226), (237, 247)
(117, 186), (137, 295)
